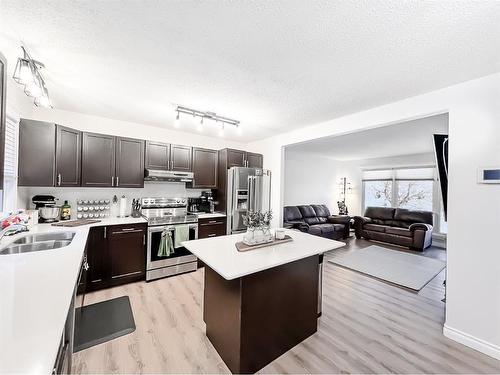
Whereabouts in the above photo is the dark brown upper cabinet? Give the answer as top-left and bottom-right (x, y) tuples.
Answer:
(219, 148), (263, 169)
(55, 125), (81, 187)
(145, 141), (170, 170)
(82, 132), (144, 188)
(145, 141), (192, 172)
(246, 152), (263, 168)
(226, 149), (246, 168)
(115, 137), (144, 188)
(190, 147), (218, 189)
(18, 119), (56, 187)
(81, 132), (116, 187)
(170, 144), (192, 171)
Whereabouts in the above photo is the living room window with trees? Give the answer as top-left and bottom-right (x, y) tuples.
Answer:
(362, 167), (447, 234)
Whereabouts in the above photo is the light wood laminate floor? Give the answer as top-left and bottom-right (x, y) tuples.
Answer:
(72, 238), (500, 374)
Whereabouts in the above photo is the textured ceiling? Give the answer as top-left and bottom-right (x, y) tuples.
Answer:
(1, 1), (499, 141)
(286, 114), (449, 161)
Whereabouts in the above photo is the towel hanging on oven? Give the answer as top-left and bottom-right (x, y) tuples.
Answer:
(174, 224), (189, 249)
(158, 229), (174, 257)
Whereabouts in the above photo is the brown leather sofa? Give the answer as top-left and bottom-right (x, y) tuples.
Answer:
(283, 204), (350, 240)
(353, 207), (433, 251)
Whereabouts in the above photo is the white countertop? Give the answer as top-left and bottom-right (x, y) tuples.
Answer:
(195, 212), (226, 219)
(182, 229), (345, 280)
(0, 217), (147, 374)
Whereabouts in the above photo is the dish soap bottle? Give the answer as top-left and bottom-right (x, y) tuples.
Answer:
(61, 200), (71, 221)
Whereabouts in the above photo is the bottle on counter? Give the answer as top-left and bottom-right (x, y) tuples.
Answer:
(61, 200), (71, 221)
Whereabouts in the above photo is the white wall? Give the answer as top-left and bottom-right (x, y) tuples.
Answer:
(283, 151), (340, 209)
(251, 72), (500, 360)
(17, 183), (206, 217)
(284, 151), (436, 217)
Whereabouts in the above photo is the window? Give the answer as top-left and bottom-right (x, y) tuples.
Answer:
(362, 166), (447, 234)
(363, 180), (392, 208)
(396, 180), (433, 211)
(2, 112), (19, 214)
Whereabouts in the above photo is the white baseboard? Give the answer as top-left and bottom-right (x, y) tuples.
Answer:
(443, 324), (500, 360)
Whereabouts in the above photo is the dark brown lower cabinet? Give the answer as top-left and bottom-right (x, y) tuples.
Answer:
(85, 226), (108, 291)
(108, 225), (146, 285)
(198, 217), (227, 239)
(85, 223), (147, 292)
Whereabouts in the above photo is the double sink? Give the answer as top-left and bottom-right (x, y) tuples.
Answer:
(0, 232), (76, 255)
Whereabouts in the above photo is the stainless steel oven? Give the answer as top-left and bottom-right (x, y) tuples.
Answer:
(146, 223), (198, 280)
(142, 197), (199, 281)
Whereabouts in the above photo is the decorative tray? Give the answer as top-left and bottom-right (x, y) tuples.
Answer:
(235, 235), (293, 252)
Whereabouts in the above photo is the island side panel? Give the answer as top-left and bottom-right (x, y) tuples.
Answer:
(240, 254), (319, 373)
(204, 266), (242, 373)
(203, 255), (319, 374)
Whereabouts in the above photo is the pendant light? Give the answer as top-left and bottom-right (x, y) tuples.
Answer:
(12, 58), (34, 85)
(12, 45), (53, 108)
(34, 86), (52, 108)
(197, 117), (204, 132)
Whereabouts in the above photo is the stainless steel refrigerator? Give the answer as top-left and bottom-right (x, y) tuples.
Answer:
(226, 167), (272, 234)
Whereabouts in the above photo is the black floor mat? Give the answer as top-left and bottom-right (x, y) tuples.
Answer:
(73, 295), (136, 352)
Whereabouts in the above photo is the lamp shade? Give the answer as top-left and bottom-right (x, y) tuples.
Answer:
(34, 86), (52, 108)
(12, 58), (35, 85)
(24, 73), (43, 98)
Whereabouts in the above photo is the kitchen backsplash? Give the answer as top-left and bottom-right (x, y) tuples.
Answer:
(17, 182), (207, 217)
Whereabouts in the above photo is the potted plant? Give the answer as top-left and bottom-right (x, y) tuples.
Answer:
(243, 210), (273, 245)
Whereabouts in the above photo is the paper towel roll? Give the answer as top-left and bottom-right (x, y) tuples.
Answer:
(119, 196), (127, 218)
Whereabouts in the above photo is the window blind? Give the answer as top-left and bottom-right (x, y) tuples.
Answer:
(2, 112), (19, 213)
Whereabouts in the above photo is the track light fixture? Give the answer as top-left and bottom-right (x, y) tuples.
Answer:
(12, 46), (52, 108)
(174, 105), (240, 136)
(174, 111), (180, 127)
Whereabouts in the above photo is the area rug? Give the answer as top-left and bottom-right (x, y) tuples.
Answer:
(328, 245), (445, 291)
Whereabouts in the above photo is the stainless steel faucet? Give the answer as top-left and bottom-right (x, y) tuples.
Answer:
(0, 223), (29, 241)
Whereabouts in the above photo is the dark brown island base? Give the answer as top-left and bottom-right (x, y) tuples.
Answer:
(182, 230), (345, 374)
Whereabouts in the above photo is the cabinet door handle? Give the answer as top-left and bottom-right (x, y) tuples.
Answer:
(120, 227), (136, 231)
(116, 176), (119, 186)
(170, 160), (173, 170)
(208, 233), (217, 237)
(143, 234), (146, 245)
(57, 173), (62, 186)
(111, 176), (114, 187)
(104, 227), (107, 238)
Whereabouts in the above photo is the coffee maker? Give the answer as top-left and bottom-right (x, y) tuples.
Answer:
(199, 191), (215, 213)
(32, 195), (60, 223)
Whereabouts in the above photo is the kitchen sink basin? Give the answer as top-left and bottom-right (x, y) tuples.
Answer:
(11, 232), (76, 244)
(0, 240), (73, 255)
(0, 232), (76, 255)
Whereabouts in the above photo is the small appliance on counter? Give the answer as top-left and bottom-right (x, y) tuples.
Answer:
(32, 195), (60, 223)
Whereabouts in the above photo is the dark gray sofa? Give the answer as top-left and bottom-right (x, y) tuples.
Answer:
(283, 204), (350, 240)
(353, 206), (433, 251)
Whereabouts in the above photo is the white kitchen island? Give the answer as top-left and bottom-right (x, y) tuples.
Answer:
(182, 229), (345, 374)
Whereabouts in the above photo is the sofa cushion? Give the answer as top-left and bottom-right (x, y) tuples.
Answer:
(315, 223), (335, 233)
(298, 205), (320, 225)
(312, 204), (330, 223)
(394, 208), (433, 225)
(386, 227), (412, 238)
(308, 225), (322, 237)
(364, 207), (395, 220)
(284, 206), (303, 222)
(363, 224), (388, 233)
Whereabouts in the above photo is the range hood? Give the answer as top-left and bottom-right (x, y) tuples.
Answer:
(144, 169), (194, 183)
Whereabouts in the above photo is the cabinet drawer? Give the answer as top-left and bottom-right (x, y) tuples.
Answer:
(198, 218), (226, 239)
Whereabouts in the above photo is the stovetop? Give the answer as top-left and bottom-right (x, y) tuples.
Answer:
(140, 197), (197, 226)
